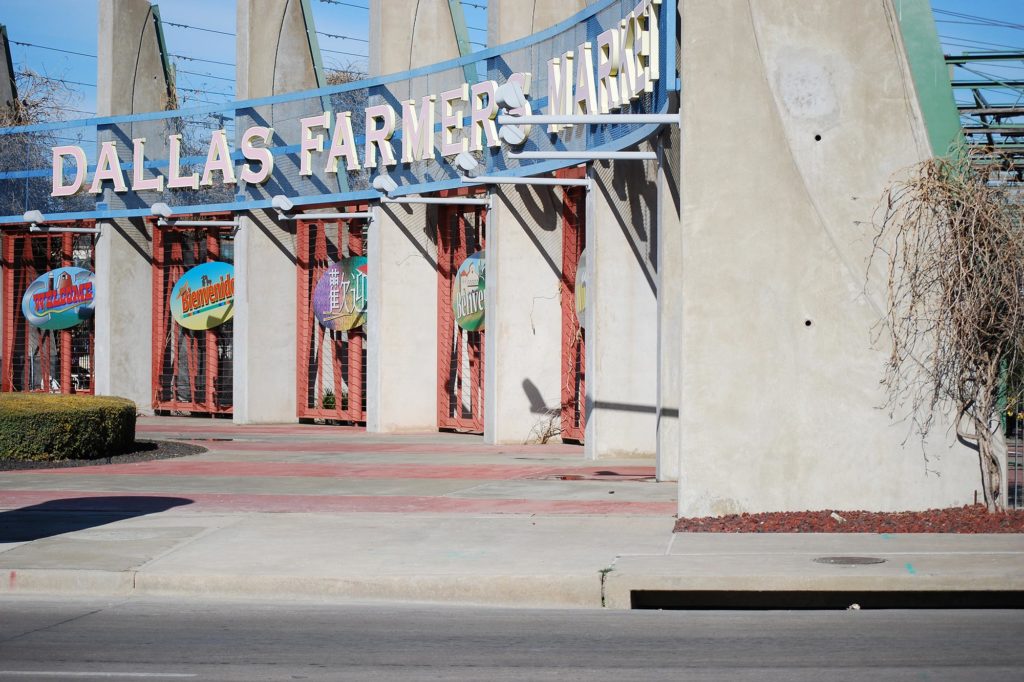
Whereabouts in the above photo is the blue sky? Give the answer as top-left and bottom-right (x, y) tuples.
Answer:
(0, 0), (1019, 121)
(0, 0), (489, 118)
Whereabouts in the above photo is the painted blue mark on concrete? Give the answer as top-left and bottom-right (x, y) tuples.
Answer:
(905, 563), (917, 575)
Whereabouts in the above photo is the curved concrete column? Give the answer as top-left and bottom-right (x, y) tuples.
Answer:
(94, 0), (171, 411)
(365, 0), (460, 433)
(482, 0), (588, 446)
(233, 0), (323, 423)
(676, 0), (974, 515)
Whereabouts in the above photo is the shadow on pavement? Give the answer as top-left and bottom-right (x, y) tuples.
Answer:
(0, 496), (193, 543)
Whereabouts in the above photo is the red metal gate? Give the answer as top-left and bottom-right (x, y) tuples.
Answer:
(151, 218), (233, 415)
(560, 168), (587, 443)
(296, 208), (368, 423)
(437, 192), (487, 432)
(1, 225), (96, 394)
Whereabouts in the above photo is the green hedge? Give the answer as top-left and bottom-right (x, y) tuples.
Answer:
(0, 394), (136, 461)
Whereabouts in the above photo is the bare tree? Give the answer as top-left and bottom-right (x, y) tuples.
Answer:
(872, 149), (1024, 511)
(0, 69), (89, 216)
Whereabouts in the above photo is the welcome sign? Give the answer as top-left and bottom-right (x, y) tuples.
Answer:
(21, 267), (95, 330)
(170, 262), (235, 330)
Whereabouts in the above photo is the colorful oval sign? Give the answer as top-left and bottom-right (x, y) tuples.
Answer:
(21, 267), (95, 330)
(453, 250), (485, 332)
(170, 262), (235, 330)
(312, 257), (368, 331)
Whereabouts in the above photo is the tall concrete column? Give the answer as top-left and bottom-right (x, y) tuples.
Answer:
(94, 0), (171, 411)
(585, 151), (659, 459)
(0, 25), (13, 367)
(656, 124), (682, 480)
(365, 0), (459, 433)
(482, 1), (588, 445)
(233, 0), (320, 423)
(676, 0), (976, 514)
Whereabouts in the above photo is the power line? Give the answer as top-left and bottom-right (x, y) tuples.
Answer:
(163, 21), (235, 37)
(316, 30), (368, 43)
(171, 54), (235, 68)
(177, 68), (235, 83)
(15, 70), (96, 89)
(321, 47), (367, 59)
(940, 35), (1024, 52)
(178, 85), (234, 98)
(318, 0), (369, 9)
(11, 41), (96, 59)
(933, 9), (1024, 32)
(461, 1), (486, 10)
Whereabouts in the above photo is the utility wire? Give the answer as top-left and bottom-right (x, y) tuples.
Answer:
(461, 1), (486, 10)
(11, 41), (96, 59)
(940, 35), (1024, 52)
(178, 86), (234, 97)
(316, 30), (368, 43)
(321, 47), (367, 58)
(171, 54), (235, 68)
(163, 21), (235, 37)
(933, 9), (1024, 32)
(15, 70), (96, 88)
(318, 0), (369, 9)
(177, 68), (235, 83)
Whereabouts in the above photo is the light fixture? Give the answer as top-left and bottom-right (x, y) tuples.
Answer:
(371, 174), (398, 196)
(23, 210), (44, 227)
(150, 202), (173, 219)
(271, 194), (295, 220)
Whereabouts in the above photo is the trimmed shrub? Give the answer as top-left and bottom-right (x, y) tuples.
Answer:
(0, 394), (136, 462)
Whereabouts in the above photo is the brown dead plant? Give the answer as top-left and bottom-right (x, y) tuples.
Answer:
(872, 148), (1024, 511)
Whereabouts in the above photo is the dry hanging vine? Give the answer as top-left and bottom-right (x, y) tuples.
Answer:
(872, 149), (1024, 511)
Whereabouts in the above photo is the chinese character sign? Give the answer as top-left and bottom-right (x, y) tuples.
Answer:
(313, 257), (368, 331)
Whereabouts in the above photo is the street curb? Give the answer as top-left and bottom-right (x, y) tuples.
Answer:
(0, 569), (606, 609)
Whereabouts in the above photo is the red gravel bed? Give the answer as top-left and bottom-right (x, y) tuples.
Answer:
(673, 505), (1024, 533)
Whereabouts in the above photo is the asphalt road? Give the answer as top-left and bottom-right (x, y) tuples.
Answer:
(0, 597), (1019, 681)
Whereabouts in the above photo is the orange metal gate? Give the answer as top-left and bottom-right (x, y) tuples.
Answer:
(296, 209), (368, 423)
(437, 193), (487, 432)
(1, 226), (96, 394)
(560, 170), (587, 443)
(151, 219), (233, 415)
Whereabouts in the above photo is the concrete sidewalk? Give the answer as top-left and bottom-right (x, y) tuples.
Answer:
(0, 417), (1021, 608)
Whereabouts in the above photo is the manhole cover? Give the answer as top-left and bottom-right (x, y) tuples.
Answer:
(813, 556), (887, 565)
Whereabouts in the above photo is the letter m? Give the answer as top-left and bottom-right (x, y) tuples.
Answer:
(547, 51), (574, 133)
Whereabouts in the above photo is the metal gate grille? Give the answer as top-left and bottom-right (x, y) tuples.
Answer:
(151, 219), (233, 414)
(1, 226), (95, 394)
(437, 193), (486, 432)
(560, 170), (587, 443)
(1007, 371), (1023, 509)
(296, 209), (368, 423)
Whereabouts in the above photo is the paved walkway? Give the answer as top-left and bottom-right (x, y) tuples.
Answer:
(0, 417), (1021, 608)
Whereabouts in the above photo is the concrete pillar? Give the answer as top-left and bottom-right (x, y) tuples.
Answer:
(656, 124), (682, 480)
(483, 187), (563, 444)
(365, 0), (460, 433)
(0, 26), (14, 115)
(585, 150), (659, 459)
(482, 0), (587, 445)
(676, 0), (976, 514)
(366, 203), (438, 432)
(94, 0), (171, 411)
(232, 0), (320, 423)
(0, 26), (12, 368)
